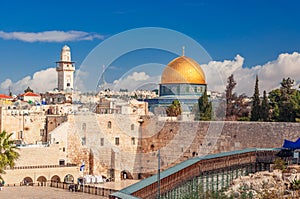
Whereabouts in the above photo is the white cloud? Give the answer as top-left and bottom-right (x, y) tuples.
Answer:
(0, 30), (104, 42)
(0, 68), (57, 94)
(110, 72), (159, 91)
(203, 52), (300, 95)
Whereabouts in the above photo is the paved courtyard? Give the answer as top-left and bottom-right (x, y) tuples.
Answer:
(0, 186), (107, 199)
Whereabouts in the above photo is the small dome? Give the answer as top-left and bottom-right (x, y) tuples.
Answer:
(161, 56), (206, 84)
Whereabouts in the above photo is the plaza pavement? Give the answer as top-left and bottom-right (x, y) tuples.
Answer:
(0, 180), (140, 199)
(0, 186), (107, 199)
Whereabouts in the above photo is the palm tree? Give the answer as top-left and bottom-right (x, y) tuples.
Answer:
(0, 130), (19, 184)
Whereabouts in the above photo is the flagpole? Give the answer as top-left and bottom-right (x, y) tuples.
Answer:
(82, 168), (84, 193)
(80, 161), (85, 193)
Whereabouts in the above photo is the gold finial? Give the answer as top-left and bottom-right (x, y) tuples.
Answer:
(182, 46), (185, 56)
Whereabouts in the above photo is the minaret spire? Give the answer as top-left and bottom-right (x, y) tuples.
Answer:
(182, 46), (185, 56)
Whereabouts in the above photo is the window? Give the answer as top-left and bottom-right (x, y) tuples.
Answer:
(59, 160), (65, 166)
(186, 86), (189, 93)
(82, 137), (86, 145)
(131, 124), (134, 131)
(63, 147), (66, 152)
(115, 137), (120, 145)
(67, 83), (70, 87)
(82, 123), (86, 131)
(108, 121), (112, 129)
(100, 138), (104, 146)
(131, 137), (135, 145)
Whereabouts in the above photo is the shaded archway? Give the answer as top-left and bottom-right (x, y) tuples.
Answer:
(23, 177), (33, 186)
(37, 176), (47, 186)
(51, 175), (61, 182)
(64, 174), (74, 183)
(121, 170), (133, 180)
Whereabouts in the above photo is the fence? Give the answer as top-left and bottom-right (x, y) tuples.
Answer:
(50, 181), (117, 197)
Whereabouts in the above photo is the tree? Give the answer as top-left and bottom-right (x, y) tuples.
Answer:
(278, 78), (297, 122)
(268, 77), (300, 122)
(24, 86), (33, 93)
(261, 90), (270, 121)
(195, 87), (212, 121)
(0, 130), (19, 183)
(268, 89), (281, 121)
(250, 75), (261, 121)
(225, 74), (237, 120)
(166, 100), (182, 117)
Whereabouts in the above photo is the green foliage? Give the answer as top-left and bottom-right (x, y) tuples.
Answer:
(225, 74), (237, 119)
(166, 100), (182, 117)
(0, 130), (20, 182)
(273, 158), (286, 170)
(261, 90), (270, 121)
(278, 78), (297, 122)
(225, 74), (251, 120)
(251, 75), (261, 121)
(268, 89), (281, 121)
(238, 117), (250, 121)
(268, 77), (300, 122)
(291, 179), (300, 190)
(195, 87), (212, 121)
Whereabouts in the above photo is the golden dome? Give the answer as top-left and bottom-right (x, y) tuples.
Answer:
(161, 56), (206, 84)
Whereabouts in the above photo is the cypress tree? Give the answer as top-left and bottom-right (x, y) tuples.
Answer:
(197, 87), (212, 121)
(261, 90), (270, 121)
(250, 75), (261, 121)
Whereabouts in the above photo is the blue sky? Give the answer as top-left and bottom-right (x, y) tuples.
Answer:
(1, 0), (300, 94)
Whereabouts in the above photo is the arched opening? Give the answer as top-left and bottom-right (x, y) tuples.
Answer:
(51, 175), (61, 182)
(107, 121), (112, 128)
(37, 176), (47, 186)
(121, 170), (133, 180)
(64, 174), (74, 184)
(192, 151), (198, 157)
(23, 177), (33, 186)
(131, 124), (134, 131)
(150, 144), (155, 151)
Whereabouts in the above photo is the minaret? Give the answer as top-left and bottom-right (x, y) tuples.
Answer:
(56, 45), (75, 92)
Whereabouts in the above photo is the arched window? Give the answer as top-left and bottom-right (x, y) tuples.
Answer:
(131, 124), (134, 131)
(108, 121), (112, 129)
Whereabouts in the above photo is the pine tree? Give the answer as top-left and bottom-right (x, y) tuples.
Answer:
(250, 75), (261, 121)
(261, 90), (270, 121)
(225, 74), (237, 120)
(278, 77), (296, 122)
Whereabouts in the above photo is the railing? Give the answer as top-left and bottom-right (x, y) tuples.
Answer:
(110, 148), (280, 199)
(6, 163), (77, 170)
(50, 181), (117, 197)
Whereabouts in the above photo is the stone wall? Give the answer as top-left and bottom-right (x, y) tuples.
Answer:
(139, 120), (300, 173)
(47, 114), (300, 181)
